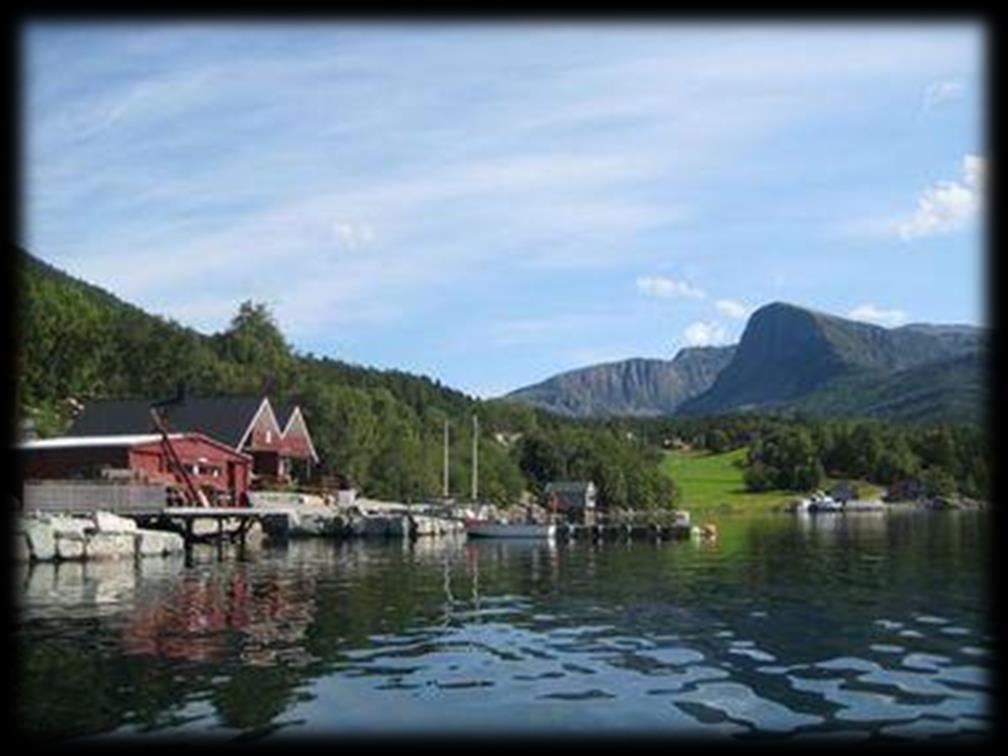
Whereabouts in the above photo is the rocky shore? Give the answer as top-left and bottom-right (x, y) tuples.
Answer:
(15, 511), (185, 563)
(267, 506), (466, 539)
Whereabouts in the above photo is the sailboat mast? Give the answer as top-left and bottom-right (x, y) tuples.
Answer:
(471, 414), (479, 502)
(443, 419), (449, 498)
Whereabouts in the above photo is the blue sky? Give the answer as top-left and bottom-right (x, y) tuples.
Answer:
(23, 22), (985, 397)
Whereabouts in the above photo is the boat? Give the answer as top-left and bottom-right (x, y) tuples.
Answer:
(465, 520), (556, 539)
(807, 492), (843, 512)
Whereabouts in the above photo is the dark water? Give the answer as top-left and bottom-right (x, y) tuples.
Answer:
(16, 510), (992, 741)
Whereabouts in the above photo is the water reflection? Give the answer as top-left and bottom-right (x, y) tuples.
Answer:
(17, 511), (991, 741)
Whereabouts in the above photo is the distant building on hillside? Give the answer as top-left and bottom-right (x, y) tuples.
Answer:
(543, 480), (597, 524)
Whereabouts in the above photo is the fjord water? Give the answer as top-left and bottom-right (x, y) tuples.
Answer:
(17, 510), (991, 741)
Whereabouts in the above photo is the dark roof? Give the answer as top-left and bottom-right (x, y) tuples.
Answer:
(545, 481), (596, 493)
(67, 396), (269, 448)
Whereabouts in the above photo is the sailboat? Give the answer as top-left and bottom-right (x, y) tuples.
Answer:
(461, 414), (556, 539)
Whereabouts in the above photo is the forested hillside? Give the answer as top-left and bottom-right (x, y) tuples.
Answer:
(14, 248), (678, 508)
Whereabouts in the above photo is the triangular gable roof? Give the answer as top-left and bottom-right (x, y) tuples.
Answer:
(68, 395), (273, 449)
(278, 405), (319, 463)
(235, 397), (284, 450)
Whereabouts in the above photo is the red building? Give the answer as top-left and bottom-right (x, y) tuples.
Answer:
(17, 433), (252, 505)
(66, 395), (318, 486)
(275, 404), (320, 481)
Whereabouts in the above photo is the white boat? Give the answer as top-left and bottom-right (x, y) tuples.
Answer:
(465, 520), (556, 539)
(807, 492), (843, 512)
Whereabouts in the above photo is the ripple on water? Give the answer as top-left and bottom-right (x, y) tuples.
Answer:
(901, 653), (951, 671)
(940, 626), (971, 636)
(879, 716), (976, 739)
(874, 619), (904, 630)
(539, 689), (616, 701)
(730, 649), (776, 663)
(869, 644), (905, 655)
(638, 647), (706, 666)
(788, 676), (924, 723)
(674, 681), (823, 733)
(959, 646), (988, 658)
(815, 657), (881, 674)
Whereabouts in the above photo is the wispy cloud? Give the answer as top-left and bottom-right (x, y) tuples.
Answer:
(848, 303), (909, 328)
(715, 298), (752, 319)
(683, 320), (728, 346)
(921, 79), (963, 112)
(898, 154), (984, 240)
(636, 275), (706, 300)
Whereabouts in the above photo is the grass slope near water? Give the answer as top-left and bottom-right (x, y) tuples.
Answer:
(660, 448), (795, 515)
(659, 447), (882, 516)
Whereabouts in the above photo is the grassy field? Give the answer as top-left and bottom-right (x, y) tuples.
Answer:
(659, 447), (883, 516)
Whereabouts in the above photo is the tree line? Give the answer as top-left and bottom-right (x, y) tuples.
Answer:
(605, 412), (989, 500)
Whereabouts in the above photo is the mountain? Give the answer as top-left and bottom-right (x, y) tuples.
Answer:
(506, 301), (986, 424)
(677, 302), (987, 423)
(505, 346), (736, 417)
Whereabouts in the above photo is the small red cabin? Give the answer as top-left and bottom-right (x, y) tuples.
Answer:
(17, 433), (252, 506)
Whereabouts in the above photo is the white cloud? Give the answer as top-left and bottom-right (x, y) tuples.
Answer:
(898, 154), (984, 240)
(715, 298), (752, 319)
(331, 221), (375, 250)
(921, 79), (963, 111)
(636, 275), (706, 300)
(683, 320), (728, 346)
(848, 303), (909, 328)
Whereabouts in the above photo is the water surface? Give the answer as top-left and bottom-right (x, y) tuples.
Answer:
(16, 510), (992, 741)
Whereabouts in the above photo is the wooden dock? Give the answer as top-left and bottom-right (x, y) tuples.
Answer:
(128, 506), (295, 548)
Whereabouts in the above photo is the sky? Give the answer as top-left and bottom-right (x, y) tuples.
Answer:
(22, 22), (985, 398)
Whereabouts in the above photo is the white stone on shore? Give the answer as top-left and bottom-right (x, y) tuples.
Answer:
(86, 532), (137, 560)
(135, 529), (185, 557)
(49, 514), (93, 538)
(55, 532), (87, 560)
(22, 519), (56, 561)
(92, 511), (138, 534)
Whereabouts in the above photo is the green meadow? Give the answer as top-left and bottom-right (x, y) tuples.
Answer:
(659, 447), (883, 516)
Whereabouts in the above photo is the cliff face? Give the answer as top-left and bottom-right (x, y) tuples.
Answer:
(678, 302), (986, 420)
(507, 301), (986, 424)
(505, 346), (736, 417)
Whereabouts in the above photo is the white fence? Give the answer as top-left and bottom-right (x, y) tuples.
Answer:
(20, 481), (167, 514)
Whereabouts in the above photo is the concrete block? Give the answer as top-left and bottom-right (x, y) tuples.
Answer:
(136, 529), (185, 557)
(23, 520), (56, 561)
(92, 511), (138, 534)
(55, 532), (87, 561)
(86, 532), (137, 560)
